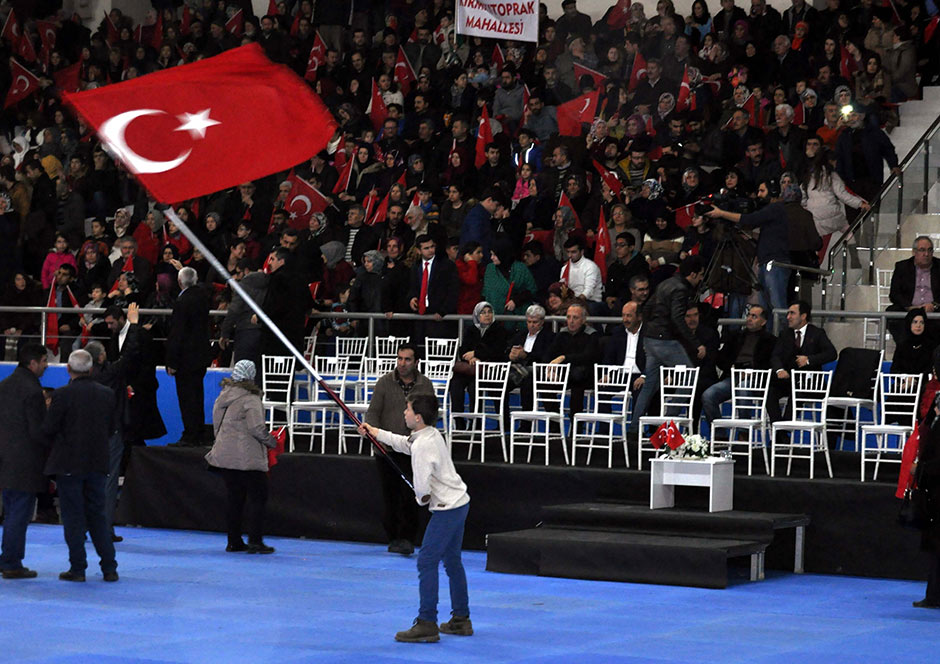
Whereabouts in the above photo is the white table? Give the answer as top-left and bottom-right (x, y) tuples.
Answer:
(650, 457), (734, 513)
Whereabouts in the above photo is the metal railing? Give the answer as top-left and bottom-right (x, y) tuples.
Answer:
(0, 305), (917, 362)
(823, 111), (940, 311)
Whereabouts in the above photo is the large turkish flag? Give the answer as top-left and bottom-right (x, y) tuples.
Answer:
(63, 43), (338, 204)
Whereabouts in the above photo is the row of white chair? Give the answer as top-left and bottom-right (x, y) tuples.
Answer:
(260, 354), (921, 480)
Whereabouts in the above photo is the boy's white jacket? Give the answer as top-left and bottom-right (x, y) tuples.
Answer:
(376, 426), (470, 511)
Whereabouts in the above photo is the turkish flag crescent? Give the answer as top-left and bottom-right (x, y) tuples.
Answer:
(1, 8), (19, 44)
(665, 421), (685, 450)
(367, 78), (388, 131)
(607, 0), (632, 28)
(649, 421), (668, 449)
(475, 104), (494, 168)
(285, 172), (329, 229)
(16, 32), (38, 63)
(37, 20), (57, 53)
(226, 9), (244, 37)
(4, 59), (41, 108)
(395, 46), (416, 96)
(676, 65), (690, 112)
(63, 44), (338, 204)
(305, 31), (327, 82)
(595, 208), (611, 281)
(557, 90), (599, 137)
(592, 159), (622, 198)
(628, 51), (647, 92)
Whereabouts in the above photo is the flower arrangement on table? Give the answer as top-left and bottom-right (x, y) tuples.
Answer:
(660, 434), (712, 460)
(650, 421), (716, 460)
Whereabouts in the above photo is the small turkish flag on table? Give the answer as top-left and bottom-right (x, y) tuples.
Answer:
(63, 43), (338, 204)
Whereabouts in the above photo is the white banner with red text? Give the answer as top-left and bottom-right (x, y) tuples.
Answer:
(456, 0), (539, 43)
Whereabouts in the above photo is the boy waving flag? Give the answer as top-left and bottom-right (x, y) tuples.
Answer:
(360, 395), (473, 643)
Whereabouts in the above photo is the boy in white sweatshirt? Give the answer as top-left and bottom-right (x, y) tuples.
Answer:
(359, 394), (472, 643)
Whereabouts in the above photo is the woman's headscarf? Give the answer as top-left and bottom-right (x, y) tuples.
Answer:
(362, 249), (386, 273)
(657, 92), (676, 119)
(472, 300), (494, 332)
(553, 207), (577, 260)
(491, 234), (516, 279)
(905, 307), (928, 338)
(646, 211), (683, 241)
(642, 178), (663, 200)
(320, 241), (346, 270)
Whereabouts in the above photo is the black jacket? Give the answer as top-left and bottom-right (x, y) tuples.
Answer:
(42, 375), (115, 476)
(641, 273), (698, 347)
(0, 367), (48, 492)
(507, 327), (556, 365)
(889, 257), (940, 310)
(166, 285), (211, 372)
(261, 265), (312, 355)
(548, 326), (602, 383)
(771, 324), (837, 373)
(716, 327), (777, 374)
(459, 325), (510, 362)
(602, 325), (646, 373)
(408, 256), (459, 316)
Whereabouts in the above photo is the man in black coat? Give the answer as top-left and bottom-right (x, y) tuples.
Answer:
(604, 231), (650, 310)
(166, 268), (212, 447)
(702, 304), (777, 429)
(104, 305), (166, 447)
(0, 344), (48, 579)
(259, 247), (313, 357)
(42, 349), (118, 582)
(87, 303), (140, 542)
(887, 236), (940, 340)
(408, 234), (459, 342)
(549, 303), (602, 418)
(768, 300), (837, 422)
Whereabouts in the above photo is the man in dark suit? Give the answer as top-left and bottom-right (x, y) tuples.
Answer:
(602, 301), (647, 419)
(549, 303), (602, 418)
(86, 303), (140, 542)
(408, 234), (459, 342)
(887, 236), (940, 340)
(507, 304), (556, 416)
(702, 304), (777, 430)
(768, 300), (837, 422)
(259, 247), (313, 357)
(42, 349), (119, 582)
(0, 344), (48, 579)
(166, 267), (211, 447)
(104, 305), (166, 449)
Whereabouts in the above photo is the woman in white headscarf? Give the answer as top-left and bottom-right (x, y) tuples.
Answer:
(449, 301), (509, 428)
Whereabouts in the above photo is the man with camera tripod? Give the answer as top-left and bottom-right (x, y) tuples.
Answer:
(707, 181), (813, 329)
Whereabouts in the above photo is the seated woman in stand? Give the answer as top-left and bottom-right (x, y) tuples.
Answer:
(449, 301), (509, 428)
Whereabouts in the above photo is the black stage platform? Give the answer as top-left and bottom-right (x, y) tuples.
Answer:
(117, 446), (925, 581)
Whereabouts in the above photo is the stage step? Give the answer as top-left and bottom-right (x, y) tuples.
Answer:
(540, 503), (809, 544)
(486, 527), (767, 589)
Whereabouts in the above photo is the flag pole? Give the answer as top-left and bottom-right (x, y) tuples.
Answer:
(163, 207), (414, 491)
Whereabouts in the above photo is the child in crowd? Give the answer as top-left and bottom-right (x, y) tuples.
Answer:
(359, 394), (472, 643)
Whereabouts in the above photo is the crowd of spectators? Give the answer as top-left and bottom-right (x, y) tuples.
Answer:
(0, 0), (936, 428)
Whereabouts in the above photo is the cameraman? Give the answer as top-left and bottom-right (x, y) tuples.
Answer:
(707, 180), (802, 329)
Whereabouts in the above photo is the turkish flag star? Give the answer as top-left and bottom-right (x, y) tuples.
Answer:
(175, 109), (221, 139)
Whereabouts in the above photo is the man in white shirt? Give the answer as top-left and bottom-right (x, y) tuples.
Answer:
(359, 394), (472, 643)
(560, 237), (603, 312)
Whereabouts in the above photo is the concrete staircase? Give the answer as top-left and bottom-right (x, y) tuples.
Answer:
(818, 85), (940, 355)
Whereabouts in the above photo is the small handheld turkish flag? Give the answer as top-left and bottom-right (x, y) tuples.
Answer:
(285, 172), (329, 229)
(557, 90), (599, 137)
(475, 104), (494, 168)
(665, 421), (685, 450)
(63, 44), (338, 204)
(268, 426), (287, 469)
(394, 46), (416, 96)
(628, 51), (647, 92)
(305, 31), (327, 82)
(649, 422), (668, 449)
(595, 208), (611, 281)
(5, 59), (41, 108)
(573, 62), (607, 90)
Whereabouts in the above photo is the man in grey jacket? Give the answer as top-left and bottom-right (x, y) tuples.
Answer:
(366, 343), (435, 556)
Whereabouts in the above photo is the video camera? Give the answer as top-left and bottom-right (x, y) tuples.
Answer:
(701, 189), (755, 215)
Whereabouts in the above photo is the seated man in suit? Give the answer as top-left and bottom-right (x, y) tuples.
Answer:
(506, 304), (555, 425)
(602, 301), (646, 395)
(768, 300), (837, 423)
(887, 235), (940, 341)
(549, 303), (601, 419)
(701, 304), (777, 431)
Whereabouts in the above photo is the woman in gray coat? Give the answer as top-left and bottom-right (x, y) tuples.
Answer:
(206, 360), (277, 554)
